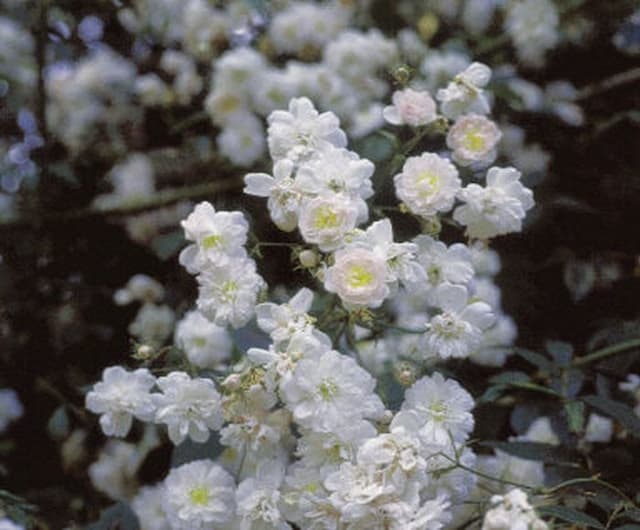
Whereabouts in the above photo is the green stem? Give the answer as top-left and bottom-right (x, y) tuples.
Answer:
(572, 338), (640, 367)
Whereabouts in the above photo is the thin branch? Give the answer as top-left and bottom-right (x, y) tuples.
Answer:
(572, 337), (640, 367)
(0, 178), (244, 230)
(577, 67), (640, 101)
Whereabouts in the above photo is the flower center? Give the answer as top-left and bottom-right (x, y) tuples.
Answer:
(189, 486), (210, 506)
(427, 264), (442, 284)
(218, 94), (240, 114)
(318, 379), (339, 401)
(417, 170), (439, 192)
(463, 130), (486, 152)
(432, 313), (465, 338)
(346, 264), (374, 289)
(429, 400), (449, 421)
(202, 234), (223, 250)
(192, 336), (207, 348)
(313, 205), (339, 230)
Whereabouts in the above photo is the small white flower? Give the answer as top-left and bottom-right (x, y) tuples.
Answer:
(422, 283), (495, 360)
(383, 88), (437, 127)
(324, 246), (390, 308)
(179, 201), (249, 273)
(164, 459), (236, 530)
(297, 194), (359, 252)
(295, 145), (374, 217)
(280, 350), (385, 433)
(255, 287), (315, 345)
(174, 310), (232, 369)
(196, 258), (265, 329)
(437, 62), (492, 119)
(394, 152), (461, 218)
(85, 366), (156, 437)
(217, 112), (267, 168)
(469, 241), (502, 277)
(482, 489), (548, 530)
(518, 416), (559, 445)
(391, 372), (475, 445)
(88, 440), (143, 500)
(584, 413), (614, 443)
(471, 313), (518, 367)
(153, 371), (224, 445)
(446, 114), (501, 167)
(454, 166), (534, 239)
(245, 159), (302, 232)
(505, 0), (559, 68)
(128, 303), (175, 347)
(236, 461), (291, 530)
(0, 389), (23, 433)
(132, 484), (171, 530)
(267, 97), (347, 162)
(350, 219), (425, 285)
(0, 519), (25, 530)
(248, 331), (332, 387)
(113, 274), (165, 305)
(411, 236), (474, 300)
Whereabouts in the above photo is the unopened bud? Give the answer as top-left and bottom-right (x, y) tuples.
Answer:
(420, 216), (442, 237)
(299, 249), (319, 268)
(222, 373), (242, 391)
(136, 344), (154, 360)
(392, 64), (412, 86)
(418, 13), (439, 42)
(394, 361), (419, 387)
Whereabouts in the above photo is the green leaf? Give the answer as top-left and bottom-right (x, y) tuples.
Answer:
(151, 230), (185, 261)
(85, 502), (139, 530)
(513, 347), (553, 371)
(546, 340), (574, 366)
(506, 381), (561, 397)
(47, 406), (70, 441)
(476, 385), (505, 404)
(613, 525), (640, 530)
(565, 400), (585, 433)
(537, 505), (605, 529)
(583, 395), (640, 438)
(489, 371), (530, 385)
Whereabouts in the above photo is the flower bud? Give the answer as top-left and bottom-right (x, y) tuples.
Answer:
(391, 64), (412, 86)
(299, 249), (319, 268)
(418, 13), (439, 42)
(420, 215), (442, 237)
(136, 344), (154, 360)
(394, 361), (419, 387)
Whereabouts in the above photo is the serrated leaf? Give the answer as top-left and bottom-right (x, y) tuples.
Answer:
(583, 395), (640, 438)
(513, 348), (553, 371)
(565, 400), (585, 433)
(537, 505), (605, 529)
(85, 502), (139, 530)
